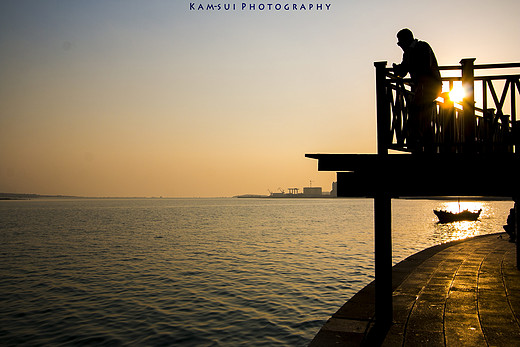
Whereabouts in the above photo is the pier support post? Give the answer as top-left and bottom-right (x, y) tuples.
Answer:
(374, 193), (393, 329)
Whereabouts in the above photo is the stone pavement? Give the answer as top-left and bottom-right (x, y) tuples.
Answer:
(309, 233), (520, 346)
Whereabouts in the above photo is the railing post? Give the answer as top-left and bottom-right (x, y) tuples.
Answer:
(511, 78), (516, 124)
(511, 79), (517, 155)
(461, 58), (476, 152)
(375, 61), (390, 156)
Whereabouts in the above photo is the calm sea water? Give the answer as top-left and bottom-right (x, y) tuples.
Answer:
(0, 198), (513, 346)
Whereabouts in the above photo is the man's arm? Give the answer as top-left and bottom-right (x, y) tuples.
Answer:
(392, 54), (409, 78)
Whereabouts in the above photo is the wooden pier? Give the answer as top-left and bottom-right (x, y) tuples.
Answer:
(306, 60), (520, 344)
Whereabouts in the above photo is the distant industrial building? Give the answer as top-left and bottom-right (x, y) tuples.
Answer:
(330, 181), (337, 197)
(266, 182), (337, 198)
(303, 187), (322, 196)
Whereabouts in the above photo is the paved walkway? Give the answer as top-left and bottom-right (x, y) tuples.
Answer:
(309, 233), (520, 346)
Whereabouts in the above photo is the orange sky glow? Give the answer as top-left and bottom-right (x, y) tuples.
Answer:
(1, 0), (519, 197)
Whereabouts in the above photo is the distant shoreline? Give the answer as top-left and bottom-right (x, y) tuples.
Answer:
(0, 193), (72, 200)
(0, 193), (155, 200)
(234, 194), (512, 201)
(1, 193), (512, 201)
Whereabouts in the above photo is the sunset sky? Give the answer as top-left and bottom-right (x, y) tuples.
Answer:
(1, 0), (519, 197)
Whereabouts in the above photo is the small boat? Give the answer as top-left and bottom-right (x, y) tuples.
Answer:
(434, 208), (482, 223)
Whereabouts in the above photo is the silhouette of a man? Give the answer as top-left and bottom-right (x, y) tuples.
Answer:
(393, 28), (442, 153)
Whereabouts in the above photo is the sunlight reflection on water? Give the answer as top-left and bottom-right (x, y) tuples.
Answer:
(431, 201), (504, 243)
(434, 220), (483, 242)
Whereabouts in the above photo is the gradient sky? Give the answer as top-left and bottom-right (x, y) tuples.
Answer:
(1, 0), (519, 197)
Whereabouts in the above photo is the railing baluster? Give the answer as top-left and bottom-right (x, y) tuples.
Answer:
(511, 78), (516, 124)
(483, 79), (488, 117)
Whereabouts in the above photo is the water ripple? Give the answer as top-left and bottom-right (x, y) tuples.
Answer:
(0, 198), (512, 346)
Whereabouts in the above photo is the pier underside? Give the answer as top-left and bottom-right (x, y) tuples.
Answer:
(305, 153), (520, 198)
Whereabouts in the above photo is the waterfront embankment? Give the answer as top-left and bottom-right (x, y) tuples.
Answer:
(310, 233), (520, 346)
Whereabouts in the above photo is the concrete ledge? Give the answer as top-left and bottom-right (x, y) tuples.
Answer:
(309, 233), (519, 346)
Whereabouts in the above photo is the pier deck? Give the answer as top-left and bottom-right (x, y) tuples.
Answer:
(309, 233), (520, 346)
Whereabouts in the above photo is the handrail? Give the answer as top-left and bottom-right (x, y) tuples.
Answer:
(474, 62), (520, 70)
(375, 59), (520, 155)
(384, 62), (520, 73)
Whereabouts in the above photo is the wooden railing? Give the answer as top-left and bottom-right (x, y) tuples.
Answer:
(375, 60), (520, 155)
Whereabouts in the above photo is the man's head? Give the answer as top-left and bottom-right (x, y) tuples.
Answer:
(397, 28), (414, 50)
